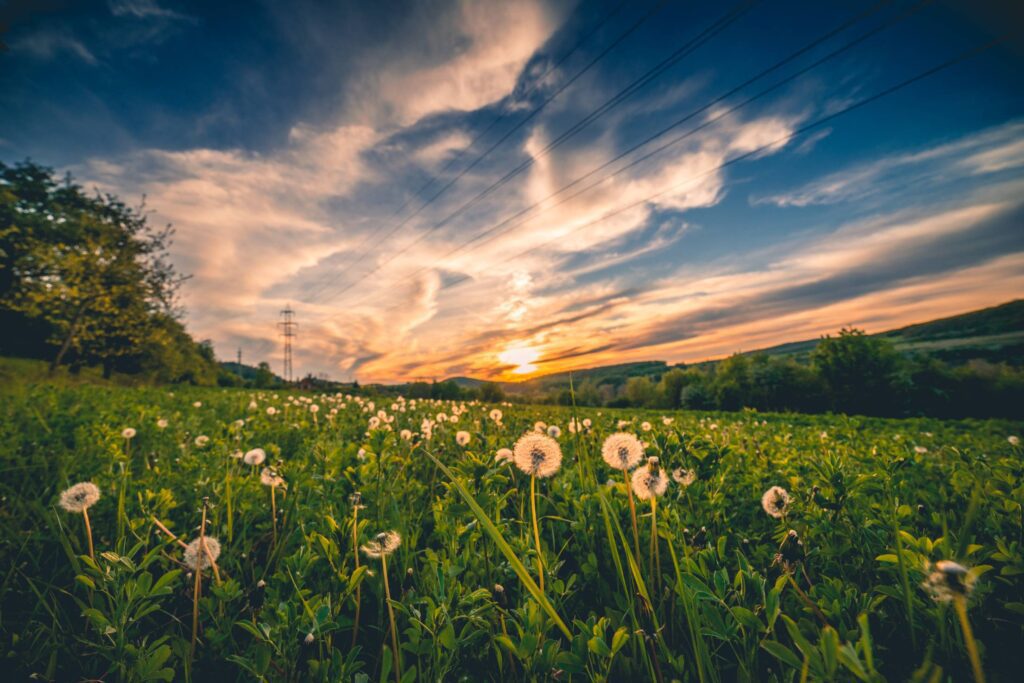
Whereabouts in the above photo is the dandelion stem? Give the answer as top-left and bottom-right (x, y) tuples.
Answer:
(954, 594), (985, 683)
(190, 500), (209, 659)
(82, 507), (95, 562)
(650, 498), (660, 595)
(530, 474), (545, 593)
(351, 504), (362, 648)
(625, 469), (642, 567)
(270, 485), (277, 550)
(381, 552), (401, 683)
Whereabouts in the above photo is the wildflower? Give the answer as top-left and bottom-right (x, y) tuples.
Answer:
(547, 425), (561, 438)
(230, 450), (243, 459)
(495, 448), (513, 464)
(761, 486), (790, 519)
(456, 430), (471, 446)
(121, 427), (136, 439)
(243, 448), (266, 466)
(309, 404), (319, 413)
(512, 433), (563, 478)
(490, 409), (503, 422)
(157, 418), (169, 429)
(923, 560), (975, 602)
(582, 418), (591, 429)
(601, 432), (644, 471)
(534, 421), (547, 433)
(662, 417), (674, 426)
(1009, 435), (1020, 446)
(400, 429), (412, 441)
(640, 421), (652, 432)
(672, 468), (697, 487)
(193, 401), (202, 408)
(260, 467), (286, 488)
(183, 536), (221, 570)
(361, 530), (402, 559)
(194, 435), (210, 448)
(631, 458), (668, 500)
(914, 446), (928, 454)
(773, 529), (804, 569)
(59, 482), (101, 513)
(368, 416), (381, 430)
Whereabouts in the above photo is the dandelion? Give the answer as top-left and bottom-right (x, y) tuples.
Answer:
(512, 433), (562, 478)
(640, 421), (652, 432)
(400, 429), (412, 441)
(456, 430), (471, 446)
(309, 404), (319, 413)
(632, 458), (667, 589)
(534, 421), (547, 433)
(631, 458), (668, 501)
(761, 486), (790, 519)
(194, 435), (210, 448)
(368, 416), (381, 430)
(672, 468), (697, 487)
(266, 406), (277, 416)
(193, 401), (202, 408)
(495, 448), (513, 464)
(513, 433), (562, 592)
(662, 417), (674, 426)
(914, 445), (928, 454)
(362, 531), (403, 683)
(157, 418), (169, 429)
(243, 448), (266, 466)
(59, 482), (100, 561)
(230, 450), (243, 459)
(1009, 435), (1020, 446)
(260, 467), (286, 488)
(183, 535), (222, 571)
(121, 427), (136, 439)
(547, 425), (561, 438)
(490, 408), (503, 422)
(923, 560), (984, 682)
(582, 418), (591, 429)
(601, 433), (644, 471)
(261, 467), (285, 548)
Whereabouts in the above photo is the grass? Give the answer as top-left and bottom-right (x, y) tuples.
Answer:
(0, 379), (1022, 681)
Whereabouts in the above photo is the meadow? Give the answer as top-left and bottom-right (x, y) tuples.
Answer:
(1, 382), (1022, 682)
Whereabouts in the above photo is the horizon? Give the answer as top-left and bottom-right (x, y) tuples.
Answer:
(3, 0), (1023, 383)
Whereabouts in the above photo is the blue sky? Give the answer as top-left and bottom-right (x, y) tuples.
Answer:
(2, 0), (1022, 381)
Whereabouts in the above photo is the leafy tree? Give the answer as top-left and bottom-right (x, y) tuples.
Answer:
(811, 328), (900, 415)
(624, 375), (657, 407)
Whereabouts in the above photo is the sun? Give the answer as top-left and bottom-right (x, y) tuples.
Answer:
(498, 345), (539, 375)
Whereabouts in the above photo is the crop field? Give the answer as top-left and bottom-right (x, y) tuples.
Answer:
(1, 383), (1022, 682)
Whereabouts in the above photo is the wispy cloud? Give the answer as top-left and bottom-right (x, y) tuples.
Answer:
(9, 28), (98, 64)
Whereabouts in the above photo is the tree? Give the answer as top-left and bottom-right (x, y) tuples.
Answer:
(657, 368), (688, 409)
(624, 376), (657, 407)
(811, 328), (900, 415)
(254, 362), (276, 388)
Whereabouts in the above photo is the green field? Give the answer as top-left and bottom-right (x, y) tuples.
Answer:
(1, 381), (1022, 681)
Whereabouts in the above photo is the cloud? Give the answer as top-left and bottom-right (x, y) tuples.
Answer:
(9, 28), (97, 64)
(108, 0), (190, 21)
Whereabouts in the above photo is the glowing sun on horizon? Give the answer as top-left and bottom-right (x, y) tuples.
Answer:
(498, 345), (540, 375)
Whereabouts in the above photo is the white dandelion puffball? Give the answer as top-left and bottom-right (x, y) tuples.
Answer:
(761, 486), (790, 519)
(640, 421), (652, 432)
(400, 429), (413, 441)
(361, 530), (401, 559)
(512, 433), (562, 478)
(495, 448), (513, 464)
(456, 431), (471, 446)
(914, 446), (928, 454)
(662, 417), (674, 426)
(490, 409), (503, 422)
(583, 418), (592, 428)
(368, 416), (381, 430)
(631, 459), (668, 500)
(266, 407), (277, 416)
(309, 404), (319, 413)
(923, 560), (975, 602)
(59, 482), (101, 513)
(121, 427), (136, 439)
(547, 425), (561, 438)
(194, 435), (210, 448)
(184, 536), (221, 570)
(193, 401), (202, 408)
(601, 433), (645, 471)
(260, 467), (286, 488)
(230, 450), (244, 459)
(243, 448), (266, 466)
(156, 418), (169, 429)
(1009, 435), (1020, 446)
(534, 421), (547, 433)
(672, 468), (697, 487)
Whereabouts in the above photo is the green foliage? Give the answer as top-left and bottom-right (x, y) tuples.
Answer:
(0, 380), (1021, 680)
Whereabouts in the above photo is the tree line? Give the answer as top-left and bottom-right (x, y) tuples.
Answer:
(0, 160), (221, 384)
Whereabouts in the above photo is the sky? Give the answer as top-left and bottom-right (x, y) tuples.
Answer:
(2, 0), (1023, 382)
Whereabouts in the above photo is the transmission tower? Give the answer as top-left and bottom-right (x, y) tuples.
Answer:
(278, 305), (297, 383)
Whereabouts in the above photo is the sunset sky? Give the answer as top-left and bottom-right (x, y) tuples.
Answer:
(2, 0), (1022, 382)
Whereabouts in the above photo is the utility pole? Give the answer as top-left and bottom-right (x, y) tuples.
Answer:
(278, 305), (297, 383)
(235, 347), (243, 378)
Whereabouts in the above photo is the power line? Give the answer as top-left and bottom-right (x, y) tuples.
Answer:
(300, 0), (661, 301)
(310, 0), (759, 306)
(323, 0), (910, 312)
(379, 32), (1010, 314)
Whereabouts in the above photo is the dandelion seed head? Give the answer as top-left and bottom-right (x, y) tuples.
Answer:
(361, 530), (401, 559)
(456, 430), (471, 446)
(243, 448), (266, 466)
(156, 418), (169, 429)
(923, 559), (975, 602)
(121, 427), (136, 439)
(640, 421), (652, 432)
(58, 482), (101, 513)
(601, 432), (644, 471)
(512, 433), (562, 478)
(183, 536), (221, 570)
(489, 409), (503, 422)
(1009, 435), (1020, 446)
(547, 425), (561, 438)
(260, 467), (286, 488)
(761, 486), (790, 519)
(631, 460), (668, 500)
(495, 448), (513, 464)
(672, 468), (697, 487)
(194, 435), (210, 447)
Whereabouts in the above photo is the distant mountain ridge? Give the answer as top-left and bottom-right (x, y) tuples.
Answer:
(449, 299), (1024, 392)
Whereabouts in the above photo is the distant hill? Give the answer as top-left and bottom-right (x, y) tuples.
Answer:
(446, 300), (1024, 392)
(219, 361), (282, 382)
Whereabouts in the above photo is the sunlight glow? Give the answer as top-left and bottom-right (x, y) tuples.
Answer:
(498, 345), (540, 375)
